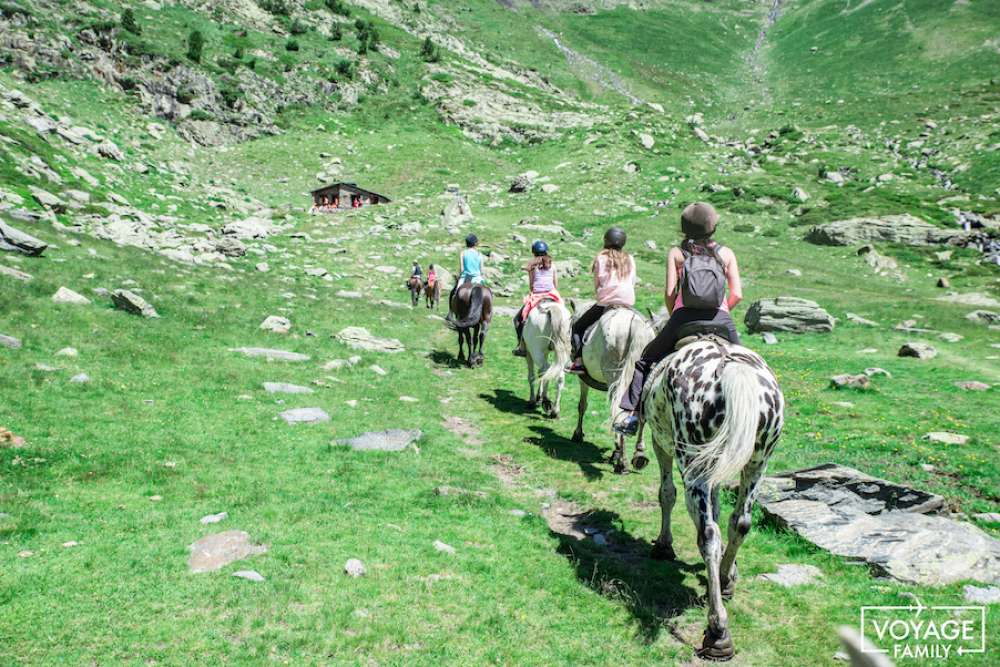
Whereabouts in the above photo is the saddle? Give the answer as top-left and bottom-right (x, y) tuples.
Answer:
(674, 321), (733, 350)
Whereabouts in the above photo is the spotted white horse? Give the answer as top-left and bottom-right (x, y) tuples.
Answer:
(642, 335), (783, 661)
(521, 300), (572, 418)
(571, 304), (655, 474)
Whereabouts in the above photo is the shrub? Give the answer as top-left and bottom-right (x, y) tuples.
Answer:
(430, 71), (452, 83)
(354, 19), (379, 52)
(329, 23), (342, 41)
(419, 36), (440, 63)
(121, 8), (141, 35)
(257, 0), (290, 16)
(289, 18), (308, 35)
(219, 85), (242, 108)
(187, 30), (204, 63)
(189, 109), (214, 121)
(334, 58), (355, 80)
(326, 0), (350, 16)
(285, 38), (299, 51)
(176, 84), (196, 104)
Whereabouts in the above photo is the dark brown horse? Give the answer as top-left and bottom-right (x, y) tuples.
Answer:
(424, 277), (441, 309)
(406, 275), (422, 307)
(447, 282), (492, 367)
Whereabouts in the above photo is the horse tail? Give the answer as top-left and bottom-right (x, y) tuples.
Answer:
(540, 303), (571, 386)
(683, 360), (760, 489)
(607, 312), (654, 425)
(448, 284), (485, 329)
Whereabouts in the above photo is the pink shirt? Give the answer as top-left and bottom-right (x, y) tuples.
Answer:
(532, 266), (555, 293)
(594, 252), (636, 307)
(673, 247), (731, 312)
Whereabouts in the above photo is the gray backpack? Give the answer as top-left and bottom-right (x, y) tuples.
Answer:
(681, 243), (726, 310)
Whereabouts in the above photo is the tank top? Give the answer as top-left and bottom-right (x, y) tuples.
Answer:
(461, 249), (482, 277)
(594, 252), (636, 307)
(531, 266), (554, 293)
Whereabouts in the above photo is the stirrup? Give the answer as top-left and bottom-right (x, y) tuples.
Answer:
(613, 414), (640, 436)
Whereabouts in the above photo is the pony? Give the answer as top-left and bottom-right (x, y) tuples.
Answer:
(520, 300), (572, 418)
(447, 283), (493, 367)
(424, 277), (441, 309)
(406, 275), (422, 307)
(642, 334), (784, 661)
(570, 302), (655, 474)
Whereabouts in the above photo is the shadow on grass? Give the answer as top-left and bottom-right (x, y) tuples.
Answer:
(548, 506), (703, 646)
(428, 348), (463, 369)
(479, 387), (536, 417)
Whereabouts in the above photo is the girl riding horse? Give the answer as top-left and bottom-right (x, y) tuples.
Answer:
(512, 240), (561, 357)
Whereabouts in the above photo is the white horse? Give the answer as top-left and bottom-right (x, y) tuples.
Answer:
(521, 300), (572, 418)
(570, 303), (655, 474)
(642, 334), (784, 661)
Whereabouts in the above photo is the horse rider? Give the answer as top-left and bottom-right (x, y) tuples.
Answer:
(614, 202), (743, 436)
(566, 227), (637, 374)
(512, 240), (562, 357)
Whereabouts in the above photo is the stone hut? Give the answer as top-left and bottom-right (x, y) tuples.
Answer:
(311, 182), (391, 212)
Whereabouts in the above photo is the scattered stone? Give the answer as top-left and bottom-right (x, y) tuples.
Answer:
(623, 161), (640, 173)
(762, 332), (778, 345)
(937, 292), (1000, 308)
(922, 432), (968, 445)
(830, 374), (870, 390)
(62, 540), (79, 548)
(845, 313), (878, 327)
(233, 570), (265, 582)
(508, 173), (533, 193)
(965, 310), (999, 326)
(758, 564), (823, 587)
(638, 132), (655, 149)
(188, 530), (267, 573)
(280, 407), (330, 424)
(955, 381), (990, 391)
(263, 382), (313, 395)
(399, 396), (418, 402)
(200, 511), (228, 525)
(973, 513), (1000, 524)
(336, 327), (404, 353)
(510, 509), (527, 518)
(55, 347), (78, 357)
(29, 186), (65, 211)
(745, 297), (835, 333)
(0, 334), (21, 349)
(18, 550), (33, 558)
(898, 342), (936, 360)
(259, 316), (291, 334)
(214, 236), (246, 258)
(541, 183), (560, 194)
(0, 221), (47, 256)
(255, 262), (269, 272)
(69, 373), (90, 384)
(336, 290), (363, 299)
(344, 558), (366, 577)
(334, 429), (421, 452)
(52, 286), (90, 305)
(758, 464), (1000, 585)
(230, 347), (310, 362)
(823, 170), (846, 186)
(806, 215), (963, 247)
(149, 495), (162, 502)
(0, 264), (32, 281)
(95, 140), (124, 161)
(792, 187), (810, 202)
(936, 277), (950, 288)
(785, 268), (802, 277)
(693, 126), (710, 143)
(863, 367), (891, 378)
(433, 540), (456, 555)
(938, 332), (963, 343)
(370, 364), (387, 376)
(223, 216), (278, 240)
(111, 289), (159, 318)
(857, 245), (902, 279)
(964, 585), (1000, 605)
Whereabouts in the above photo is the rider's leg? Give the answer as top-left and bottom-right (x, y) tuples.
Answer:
(569, 304), (606, 366)
(715, 309), (740, 346)
(512, 306), (526, 356)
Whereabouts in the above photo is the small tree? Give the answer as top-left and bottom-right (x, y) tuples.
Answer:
(420, 36), (440, 63)
(187, 30), (204, 63)
(121, 8), (141, 35)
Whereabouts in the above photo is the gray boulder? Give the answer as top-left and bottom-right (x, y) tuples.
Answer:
(280, 407), (330, 424)
(223, 216), (278, 240)
(0, 334), (22, 349)
(0, 265), (32, 281)
(0, 220), (47, 256)
(442, 194), (473, 227)
(52, 286), (91, 305)
(745, 297), (835, 333)
(336, 327), (404, 353)
(94, 140), (124, 161)
(508, 174), (533, 193)
(806, 215), (964, 247)
(188, 530), (267, 573)
(263, 382), (313, 395)
(898, 341), (936, 360)
(230, 347), (310, 362)
(112, 289), (159, 318)
(966, 310), (999, 326)
(259, 316), (291, 334)
(215, 236), (246, 258)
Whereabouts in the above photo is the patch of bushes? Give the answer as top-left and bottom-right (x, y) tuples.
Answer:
(326, 0), (350, 16)
(285, 39), (299, 52)
(334, 58), (355, 80)
(187, 30), (204, 63)
(0, 2), (30, 18)
(462, 99), (476, 107)
(289, 18), (308, 35)
(121, 8), (141, 35)
(176, 85), (197, 104)
(430, 72), (452, 83)
(419, 36), (440, 63)
(354, 19), (379, 54)
(219, 85), (242, 108)
(189, 109), (214, 122)
(257, 0), (290, 16)
(329, 23), (342, 41)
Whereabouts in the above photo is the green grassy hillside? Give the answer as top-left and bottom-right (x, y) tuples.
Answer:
(1, 0), (998, 664)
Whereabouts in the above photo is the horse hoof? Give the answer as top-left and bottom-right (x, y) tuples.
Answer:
(571, 431), (584, 443)
(650, 542), (676, 561)
(721, 582), (735, 601)
(631, 453), (650, 471)
(612, 462), (628, 475)
(697, 628), (735, 662)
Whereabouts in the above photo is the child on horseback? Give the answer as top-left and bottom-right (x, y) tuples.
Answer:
(615, 202), (743, 436)
(426, 264), (437, 289)
(411, 261), (423, 280)
(566, 227), (637, 374)
(512, 240), (561, 357)
(458, 234), (485, 286)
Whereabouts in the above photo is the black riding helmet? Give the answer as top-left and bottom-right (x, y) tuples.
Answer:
(603, 227), (627, 250)
(531, 240), (549, 256)
(465, 234), (478, 247)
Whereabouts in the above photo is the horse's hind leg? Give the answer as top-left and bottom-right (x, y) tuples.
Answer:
(611, 432), (628, 475)
(457, 329), (466, 365)
(572, 382), (588, 442)
(526, 353), (537, 407)
(687, 481), (734, 661)
(719, 452), (768, 600)
(650, 431), (677, 560)
(631, 419), (649, 471)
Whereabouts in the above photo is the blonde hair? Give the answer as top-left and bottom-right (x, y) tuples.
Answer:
(593, 248), (632, 279)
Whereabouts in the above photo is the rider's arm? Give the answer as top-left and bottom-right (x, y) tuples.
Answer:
(527, 266), (535, 290)
(724, 248), (743, 310)
(665, 248), (681, 314)
(458, 250), (464, 276)
(552, 266), (558, 290)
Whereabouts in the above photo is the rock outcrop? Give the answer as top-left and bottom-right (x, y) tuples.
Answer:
(806, 215), (964, 247)
(744, 297), (835, 333)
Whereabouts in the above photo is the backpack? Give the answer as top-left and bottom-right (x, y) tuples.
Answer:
(680, 242), (726, 310)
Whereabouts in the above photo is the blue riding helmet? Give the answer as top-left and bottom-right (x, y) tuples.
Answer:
(531, 240), (549, 256)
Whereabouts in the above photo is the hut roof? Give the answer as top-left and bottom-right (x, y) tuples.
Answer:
(311, 182), (390, 201)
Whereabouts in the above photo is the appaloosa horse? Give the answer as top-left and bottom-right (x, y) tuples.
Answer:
(571, 303), (655, 474)
(642, 335), (784, 661)
(447, 283), (493, 367)
(406, 275), (422, 307)
(520, 300), (571, 418)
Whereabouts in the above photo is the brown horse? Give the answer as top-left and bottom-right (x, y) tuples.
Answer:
(447, 282), (492, 367)
(406, 275), (422, 307)
(424, 277), (441, 309)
